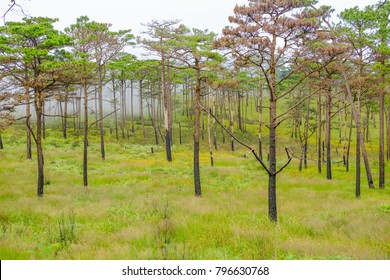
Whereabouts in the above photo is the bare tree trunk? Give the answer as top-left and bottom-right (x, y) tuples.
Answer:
(379, 72), (385, 189)
(26, 85), (32, 160)
(365, 104), (370, 142)
(63, 94), (68, 139)
(0, 131), (3, 150)
(130, 80), (135, 133)
(317, 91), (322, 174)
(112, 77), (119, 140)
(83, 82), (88, 187)
(162, 62), (172, 162)
(346, 115), (353, 172)
(228, 92), (234, 151)
(98, 67), (105, 160)
(258, 83), (263, 160)
(341, 70), (375, 190)
(387, 102), (390, 161)
(140, 80), (146, 139)
(34, 92), (45, 198)
(303, 97), (311, 169)
(237, 91), (242, 132)
(207, 96), (214, 167)
(325, 86), (332, 180)
(194, 66), (202, 197)
(120, 78), (126, 139)
(42, 100), (46, 140)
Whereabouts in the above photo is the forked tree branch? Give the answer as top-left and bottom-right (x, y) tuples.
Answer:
(199, 102), (272, 175)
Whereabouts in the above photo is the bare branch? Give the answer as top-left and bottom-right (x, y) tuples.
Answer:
(199, 102), (271, 175)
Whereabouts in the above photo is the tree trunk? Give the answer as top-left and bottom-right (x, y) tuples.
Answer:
(356, 97), (361, 198)
(130, 80), (135, 133)
(268, 98), (277, 222)
(325, 86), (332, 180)
(0, 131), (3, 150)
(194, 66), (202, 197)
(120, 77), (126, 139)
(34, 92), (45, 198)
(303, 97), (311, 169)
(112, 77), (119, 140)
(379, 72), (385, 189)
(341, 70), (375, 190)
(387, 104), (390, 162)
(139, 80), (146, 139)
(98, 67), (105, 160)
(258, 83), (263, 160)
(228, 92), (234, 152)
(268, 39), (277, 223)
(26, 86), (32, 160)
(83, 82), (88, 187)
(317, 91), (322, 174)
(162, 61), (172, 162)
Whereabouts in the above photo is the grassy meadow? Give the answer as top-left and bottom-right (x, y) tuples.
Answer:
(0, 120), (389, 260)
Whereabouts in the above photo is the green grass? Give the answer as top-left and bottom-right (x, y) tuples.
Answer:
(0, 124), (389, 260)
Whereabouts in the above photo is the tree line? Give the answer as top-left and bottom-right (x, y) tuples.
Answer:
(0, 0), (389, 222)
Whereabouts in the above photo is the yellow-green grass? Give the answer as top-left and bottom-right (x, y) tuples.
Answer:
(0, 125), (389, 260)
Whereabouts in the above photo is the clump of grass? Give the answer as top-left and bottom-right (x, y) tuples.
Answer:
(378, 204), (390, 214)
(48, 211), (77, 251)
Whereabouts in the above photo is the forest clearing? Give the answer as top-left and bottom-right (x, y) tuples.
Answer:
(0, 0), (389, 260)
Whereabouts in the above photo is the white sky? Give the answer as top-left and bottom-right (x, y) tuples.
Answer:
(1, 0), (381, 35)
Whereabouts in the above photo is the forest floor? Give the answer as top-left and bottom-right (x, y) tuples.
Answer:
(0, 124), (389, 260)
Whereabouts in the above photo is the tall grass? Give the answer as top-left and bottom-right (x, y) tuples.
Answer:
(0, 124), (389, 260)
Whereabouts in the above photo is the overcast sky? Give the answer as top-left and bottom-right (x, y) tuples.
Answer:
(1, 0), (381, 34)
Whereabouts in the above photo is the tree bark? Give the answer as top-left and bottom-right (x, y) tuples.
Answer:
(0, 131), (3, 150)
(317, 91), (322, 174)
(194, 66), (202, 197)
(139, 79), (146, 139)
(341, 70), (375, 190)
(98, 66), (105, 160)
(26, 85), (32, 160)
(379, 71), (385, 189)
(325, 85), (332, 180)
(83, 81), (89, 187)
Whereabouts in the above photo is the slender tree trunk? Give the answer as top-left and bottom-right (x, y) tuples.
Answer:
(346, 115), (353, 172)
(258, 83), (263, 160)
(237, 91), (242, 132)
(121, 77), (126, 139)
(140, 80), (146, 139)
(387, 102), (390, 161)
(341, 70), (375, 190)
(317, 91), (322, 174)
(26, 86), (32, 160)
(194, 66), (202, 197)
(207, 99), (214, 167)
(63, 95), (68, 139)
(112, 77), (119, 140)
(34, 92), (44, 198)
(0, 131), (3, 150)
(325, 86), (332, 180)
(268, 39), (277, 223)
(98, 67), (105, 160)
(269, 98), (277, 223)
(130, 80), (135, 133)
(356, 94), (361, 198)
(379, 71), (385, 189)
(303, 97), (311, 169)
(83, 82), (88, 187)
(42, 100), (46, 140)
(162, 62), (172, 162)
(213, 99), (218, 150)
(228, 92), (234, 151)
(365, 104), (370, 142)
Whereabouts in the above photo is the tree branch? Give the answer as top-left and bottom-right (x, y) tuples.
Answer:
(88, 109), (119, 128)
(199, 102), (272, 175)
